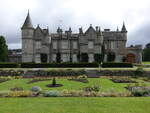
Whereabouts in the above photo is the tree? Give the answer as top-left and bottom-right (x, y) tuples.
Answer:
(40, 53), (48, 63)
(81, 53), (88, 62)
(107, 52), (115, 62)
(94, 54), (102, 63)
(142, 43), (150, 61)
(101, 45), (105, 63)
(0, 36), (8, 62)
(56, 52), (61, 63)
(143, 48), (150, 61)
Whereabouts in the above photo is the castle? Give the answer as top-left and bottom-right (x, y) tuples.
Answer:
(21, 12), (142, 63)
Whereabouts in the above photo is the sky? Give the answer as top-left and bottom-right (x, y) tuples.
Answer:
(0, 0), (150, 49)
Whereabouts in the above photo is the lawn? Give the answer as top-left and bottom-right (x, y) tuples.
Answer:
(0, 78), (132, 92)
(142, 62), (150, 65)
(0, 97), (149, 113)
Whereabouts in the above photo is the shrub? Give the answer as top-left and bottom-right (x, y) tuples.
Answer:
(0, 91), (10, 97)
(130, 87), (150, 97)
(101, 62), (133, 68)
(84, 85), (100, 92)
(134, 67), (144, 77)
(69, 74), (88, 83)
(9, 91), (33, 97)
(0, 63), (19, 68)
(111, 78), (137, 83)
(126, 83), (150, 97)
(13, 76), (22, 79)
(31, 86), (42, 92)
(10, 87), (23, 91)
(27, 78), (51, 84)
(20, 62), (99, 68)
(46, 69), (85, 77)
(52, 77), (56, 86)
(0, 77), (11, 83)
(44, 91), (60, 97)
(77, 75), (87, 79)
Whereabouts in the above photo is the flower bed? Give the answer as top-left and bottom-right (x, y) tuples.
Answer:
(27, 78), (51, 84)
(111, 78), (137, 83)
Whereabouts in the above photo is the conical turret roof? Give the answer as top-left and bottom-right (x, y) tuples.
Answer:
(121, 22), (127, 32)
(21, 11), (33, 29)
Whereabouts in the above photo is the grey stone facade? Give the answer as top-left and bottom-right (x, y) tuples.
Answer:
(21, 12), (142, 63)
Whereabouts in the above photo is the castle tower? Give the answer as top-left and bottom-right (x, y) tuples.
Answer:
(121, 22), (127, 43)
(21, 11), (34, 62)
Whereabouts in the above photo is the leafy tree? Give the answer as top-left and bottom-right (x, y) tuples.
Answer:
(0, 36), (8, 62)
(142, 43), (150, 61)
(143, 48), (150, 61)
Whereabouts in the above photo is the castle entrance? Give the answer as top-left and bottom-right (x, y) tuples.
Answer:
(40, 54), (48, 63)
(126, 53), (136, 63)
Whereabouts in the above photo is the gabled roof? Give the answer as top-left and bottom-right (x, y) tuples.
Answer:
(34, 25), (44, 38)
(21, 11), (33, 29)
(85, 25), (97, 35)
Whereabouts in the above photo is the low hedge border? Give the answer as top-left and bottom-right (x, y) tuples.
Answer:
(0, 63), (19, 68)
(20, 62), (99, 68)
(101, 62), (133, 68)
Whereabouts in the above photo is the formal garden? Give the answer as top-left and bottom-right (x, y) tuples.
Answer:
(0, 62), (150, 113)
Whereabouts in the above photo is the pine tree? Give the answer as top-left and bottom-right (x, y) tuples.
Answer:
(0, 36), (8, 62)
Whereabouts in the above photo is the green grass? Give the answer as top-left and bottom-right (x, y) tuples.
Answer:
(0, 97), (149, 113)
(0, 78), (131, 92)
(142, 62), (150, 65)
(0, 77), (150, 92)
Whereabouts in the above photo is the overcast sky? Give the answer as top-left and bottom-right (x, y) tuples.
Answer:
(0, 0), (150, 49)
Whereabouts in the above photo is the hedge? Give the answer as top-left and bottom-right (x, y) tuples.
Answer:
(20, 62), (99, 68)
(0, 63), (19, 68)
(101, 62), (133, 68)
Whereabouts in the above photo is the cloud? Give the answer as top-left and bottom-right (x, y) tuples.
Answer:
(0, 0), (150, 49)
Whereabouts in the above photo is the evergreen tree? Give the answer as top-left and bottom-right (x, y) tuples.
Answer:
(56, 52), (61, 63)
(142, 43), (150, 61)
(0, 36), (8, 62)
(107, 52), (116, 62)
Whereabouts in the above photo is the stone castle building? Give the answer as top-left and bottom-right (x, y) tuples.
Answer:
(21, 12), (142, 63)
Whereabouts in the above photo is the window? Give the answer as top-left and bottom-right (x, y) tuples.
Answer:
(88, 41), (94, 49)
(105, 43), (107, 49)
(62, 54), (69, 62)
(73, 41), (77, 49)
(62, 41), (68, 49)
(111, 41), (115, 49)
(116, 41), (119, 48)
(88, 54), (94, 62)
(52, 54), (56, 62)
(73, 54), (77, 62)
(35, 41), (41, 49)
(53, 41), (57, 49)
(35, 54), (40, 63)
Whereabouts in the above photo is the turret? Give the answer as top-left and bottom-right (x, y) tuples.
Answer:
(21, 11), (34, 62)
(79, 27), (83, 34)
(121, 22), (127, 33)
(116, 27), (119, 32)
